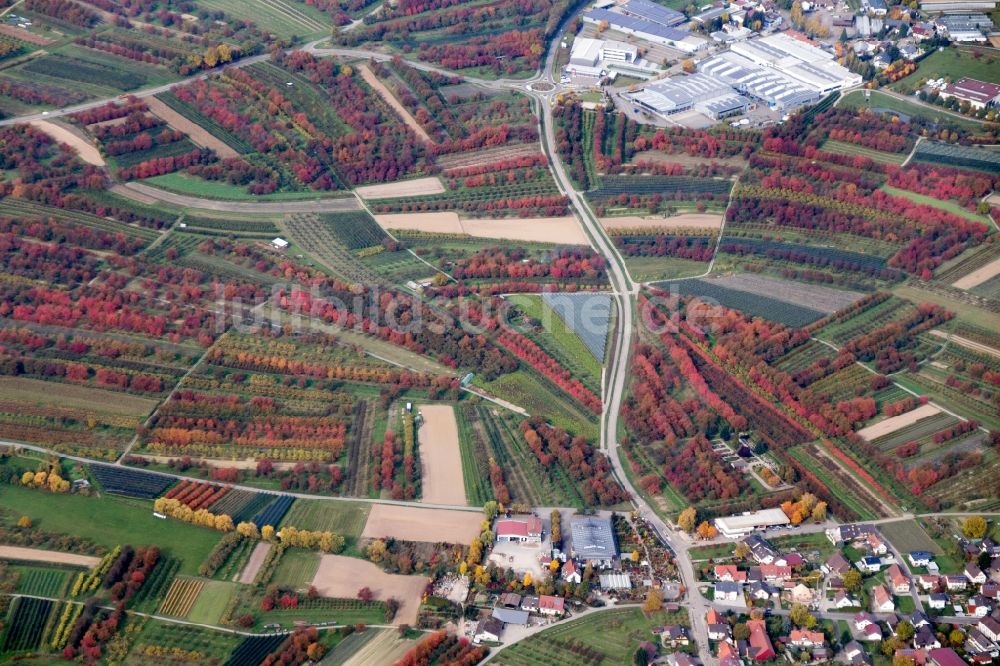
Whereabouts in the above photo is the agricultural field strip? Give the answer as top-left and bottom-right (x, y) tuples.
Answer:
(928, 329), (1000, 360)
(856, 403), (942, 442)
(952, 256), (1000, 291)
(0, 546), (100, 568)
(357, 64), (433, 143)
(694, 274), (863, 313)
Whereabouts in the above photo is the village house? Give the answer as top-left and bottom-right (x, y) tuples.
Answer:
(520, 596), (539, 612)
(495, 515), (543, 544)
(857, 556), (882, 574)
(887, 564), (911, 594)
(474, 617), (504, 643)
(719, 641), (742, 666)
(909, 551), (934, 568)
(789, 629), (825, 648)
(760, 563), (792, 582)
(917, 575), (940, 591)
(928, 593), (948, 610)
(945, 575), (967, 591)
(866, 533), (888, 555)
(745, 535), (784, 565)
(978, 616), (1000, 643)
(537, 595), (565, 617)
(709, 623), (733, 641)
(844, 640), (872, 666)
(914, 627), (942, 650)
(659, 625), (691, 647)
(965, 563), (987, 585)
(715, 580), (742, 601)
(824, 552), (852, 576)
(499, 592), (522, 608)
(827, 524), (876, 545)
(833, 590), (860, 609)
(967, 594), (992, 617)
(561, 559), (581, 584)
(964, 628), (998, 660)
(789, 583), (814, 604)
(872, 584), (895, 613)
(928, 647), (969, 666)
(715, 564), (748, 582)
(750, 581), (777, 602)
(746, 618), (776, 661)
(666, 653), (702, 666)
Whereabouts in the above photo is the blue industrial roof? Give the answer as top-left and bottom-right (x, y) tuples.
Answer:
(621, 0), (687, 26)
(584, 7), (691, 41)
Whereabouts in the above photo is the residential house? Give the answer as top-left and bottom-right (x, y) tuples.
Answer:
(872, 584), (895, 613)
(965, 564), (987, 585)
(917, 575), (940, 591)
(537, 595), (565, 617)
(760, 564), (792, 582)
(914, 627), (942, 650)
(854, 612), (877, 631)
(706, 608), (724, 625)
(827, 524), (876, 545)
(833, 590), (860, 608)
(928, 593), (948, 610)
(894, 648), (928, 665)
(750, 581), (776, 601)
(906, 611), (932, 629)
(746, 618), (776, 661)
(982, 582), (998, 600)
(709, 623), (733, 641)
(715, 564), (748, 582)
(789, 629), (825, 648)
(857, 556), (882, 574)
(715, 581), (742, 602)
(978, 616), (1000, 642)
(965, 628), (999, 660)
(980, 538), (1000, 558)
(520, 596), (539, 612)
(719, 641), (742, 666)
(867, 533), (888, 555)
(844, 640), (872, 666)
(861, 623), (884, 641)
(666, 654), (702, 666)
(824, 552), (852, 576)
(790, 583), (814, 604)
(909, 551), (934, 568)
(928, 647), (970, 666)
(888, 564), (911, 594)
(945, 575), (967, 591)
(474, 617), (504, 643)
(495, 515), (544, 543)
(661, 625), (691, 647)
(746, 534), (783, 565)
(562, 560), (581, 584)
(499, 592), (522, 608)
(967, 594), (992, 617)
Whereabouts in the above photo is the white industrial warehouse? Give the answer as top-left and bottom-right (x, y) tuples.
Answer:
(624, 32), (862, 122)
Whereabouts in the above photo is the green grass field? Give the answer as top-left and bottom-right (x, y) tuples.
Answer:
(839, 90), (982, 131)
(507, 294), (602, 384)
(879, 519), (942, 555)
(187, 580), (236, 624)
(890, 48), (1000, 93)
(134, 621), (241, 659)
(476, 369), (598, 441)
(822, 139), (906, 165)
(625, 255), (709, 282)
(13, 566), (70, 598)
(271, 549), (321, 590)
(145, 172), (350, 201)
(881, 185), (990, 224)
(194, 0), (331, 40)
(0, 485), (221, 576)
(494, 607), (691, 665)
(279, 499), (370, 538)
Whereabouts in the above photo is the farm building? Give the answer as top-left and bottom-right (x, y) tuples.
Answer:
(570, 516), (618, 564)
(714, 508), (790, 538)
(494, 515), (543, 543)
(491, 607), (530, 625)
(474, 617), (503, 642)
(939, 78), (1000, 109)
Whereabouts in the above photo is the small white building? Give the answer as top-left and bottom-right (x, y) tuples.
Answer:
(271, 237), (289, 250)
(714, 508), (790, 538)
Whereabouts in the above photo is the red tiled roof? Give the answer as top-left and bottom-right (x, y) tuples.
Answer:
(539, 595), (565, 611)
(944, 78), (1000, 105)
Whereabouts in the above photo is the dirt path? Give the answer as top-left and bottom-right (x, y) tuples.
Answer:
(30, 120), (104, 166)
(145, 97), (240, 159)
(361, 504), (481, 544)
(600, 213), (724, 231)
(311, 555), (428, 625)
(857, 403), (941, 442)
(375, 212), (589, 245)
(356, 177), (444, 199)
(358, 64), (432, 143)
(951, 257), (1000, 290)
(929, 329), (1000, 360)
(111, 183), (360, 214)
(0, 545), (100, 568)
(416, 404), (466, 506)
(238, 542), (271, 584)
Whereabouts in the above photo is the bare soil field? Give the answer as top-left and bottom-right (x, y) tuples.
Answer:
(113, 183), (360, 214)
(146, 97), (239, 159)
(30, 120), (104, 166)
(0, 25), (51, 45)
(928, 330), (1000, 360)
(358, 64), (432, 143)
(311, 555), (427, 625)
(857, 404), (942, 442)
(361, 505), (481, 544)
(600, 213), (724, 231)
(416, 404), (466, 506)
(0, 545), (100, 568)
(238, 542), (271, 584)
(703, 274), (863, 314)
(952, 257), (1000, 290)
(0, 376), (157, 417)
(437, 144), (541, 171)
(375, 212), (588, 245)
(629, 151), (747, 169)
(339, 629), (417, 666)
(356, 177), (445, 199)
(141, 454), (298, 471)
